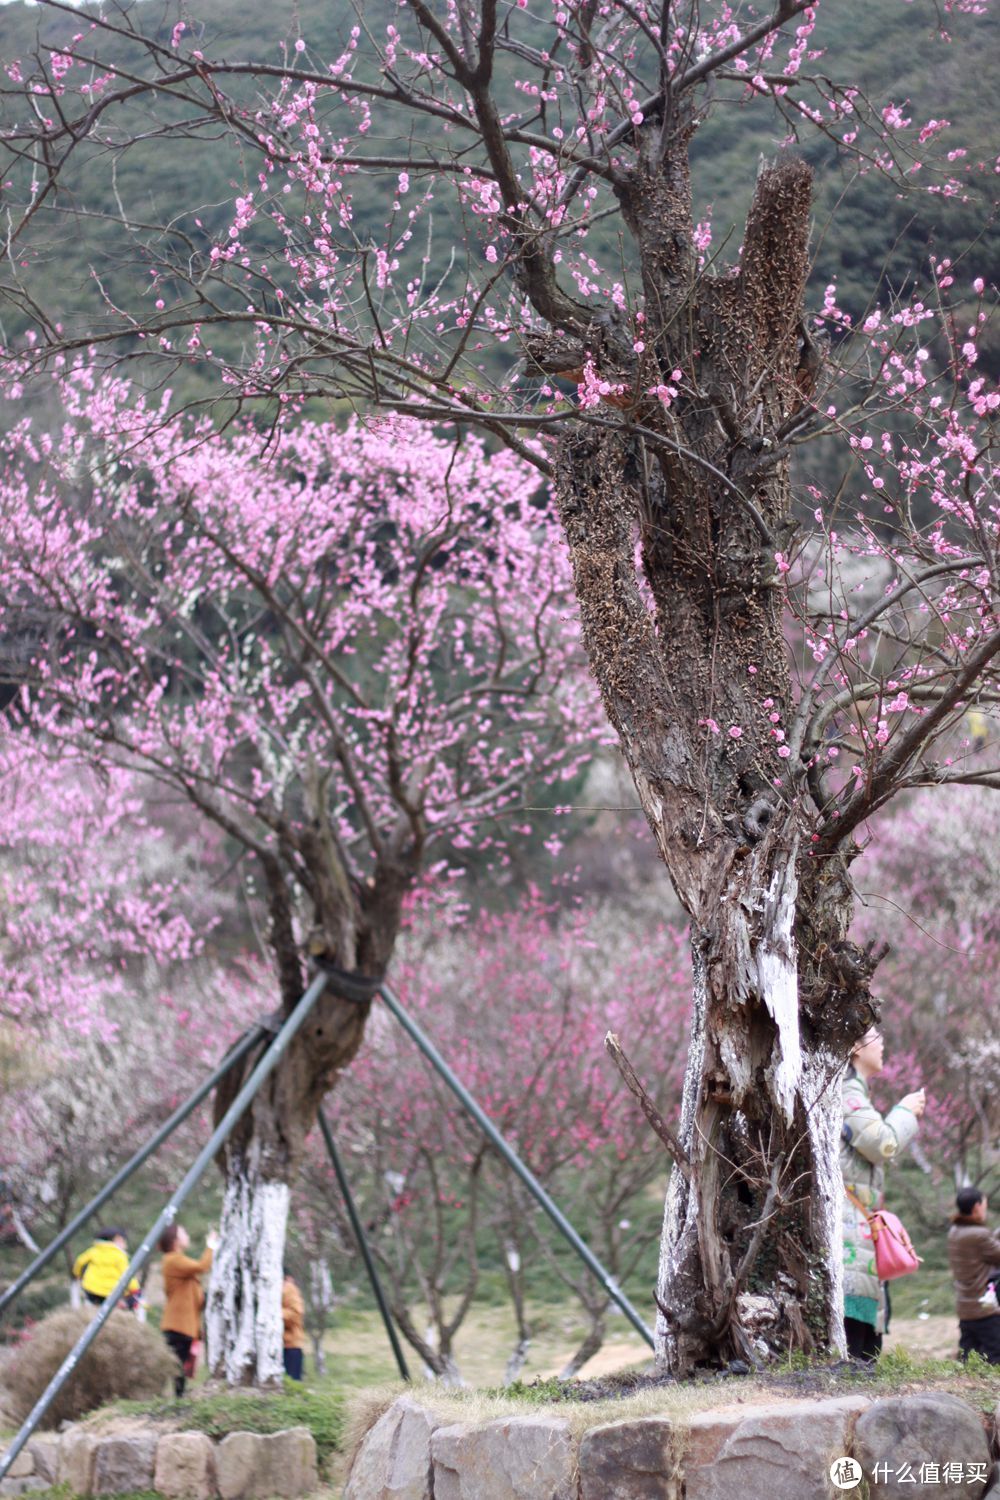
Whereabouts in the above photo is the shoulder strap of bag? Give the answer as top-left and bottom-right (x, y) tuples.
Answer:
(844, 1185), (881, 1238)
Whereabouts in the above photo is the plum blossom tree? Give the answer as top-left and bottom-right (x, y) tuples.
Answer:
(0, 389), (601, 1383)
(0, 0), (997, 1371)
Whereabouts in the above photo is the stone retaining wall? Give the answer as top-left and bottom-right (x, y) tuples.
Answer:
(0, 1425), (317, 1499)
(344, 1390), (1000, 1500)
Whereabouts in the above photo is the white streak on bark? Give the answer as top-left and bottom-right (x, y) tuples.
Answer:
(756, 850), (802, 1125)
(655, 941), (707, 1366)
(207, 1165), (288, 1387)
(803, 1044), (847, 1355)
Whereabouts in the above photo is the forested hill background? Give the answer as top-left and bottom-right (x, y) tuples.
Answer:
(0, 0), (997, 413)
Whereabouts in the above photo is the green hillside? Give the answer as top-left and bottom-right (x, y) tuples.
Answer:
(0, 0), (995, 405)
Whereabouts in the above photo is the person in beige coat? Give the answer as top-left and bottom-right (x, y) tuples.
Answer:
(159, 1225), (217, 1397)
(841, 1026), (924, 1361)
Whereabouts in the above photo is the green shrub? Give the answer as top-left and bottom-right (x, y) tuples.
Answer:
(4, 1308), (176, 1427)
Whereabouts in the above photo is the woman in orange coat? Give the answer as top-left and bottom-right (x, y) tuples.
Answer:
(159, 1224), (216, 1397)
(281, 1270), (305, 1381)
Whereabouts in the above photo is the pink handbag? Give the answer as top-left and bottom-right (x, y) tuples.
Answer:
(848, 1189), (922, 1280)
(869, 1209), (922, 1280)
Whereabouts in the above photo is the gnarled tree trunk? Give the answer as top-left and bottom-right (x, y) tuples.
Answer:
(550, 145), (877, 1372)
(205, 986), (371, 1385)
(207, 845), (414, 1385)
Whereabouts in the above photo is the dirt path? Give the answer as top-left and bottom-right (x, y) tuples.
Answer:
(884, 1316), (959, 1360)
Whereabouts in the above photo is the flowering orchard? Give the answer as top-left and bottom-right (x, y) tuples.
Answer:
(0, 0), (997, 1374)
(0, 740), (257, 1284)
(0, 739), (202, 1040)
(295, 896), (690, 1381)
(0, 390), (603, 1383)
(851, 785), (1000, 1193)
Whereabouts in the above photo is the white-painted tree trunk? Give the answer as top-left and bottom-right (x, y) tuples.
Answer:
(654, 945), (708, 1371)
(206, 1161), (288, 1387)
(802, 1043), (848, 1357)
(655, 875), (847, 1371)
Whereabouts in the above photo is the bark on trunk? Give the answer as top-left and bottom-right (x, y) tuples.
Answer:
(654, 880), (850, 1372)
(205, 828), (415, 1385)
(206, 933), (385, 1384)
(503, 1337), (531, 1385)
(547, 149), (879, 1371)
(390, 1303), (465, 1384)
(207, 1164), (288, 1387)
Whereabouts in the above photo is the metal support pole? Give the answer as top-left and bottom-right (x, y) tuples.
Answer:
(0, 972), (329, 1482)
(0, 1026), (268, 1319)
(317, 1108), (410, 1383)
(377, 983), (655, 1349)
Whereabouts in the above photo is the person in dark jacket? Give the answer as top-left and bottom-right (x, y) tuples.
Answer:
(947, 1187), (1000, 1364)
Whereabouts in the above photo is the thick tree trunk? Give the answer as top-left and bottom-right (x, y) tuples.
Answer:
(206, 978), (375, 1384)
(548, 147), (881, 1370)
(203, 829), (415, 1385)
(654, 881), (848, 1372)
(207, 1157), (289, 1387)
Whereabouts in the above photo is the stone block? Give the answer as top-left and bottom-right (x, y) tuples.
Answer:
(26, 1437), (61, 1485)
(0, 1478), (48, 1496)
(92, 1434), (157, 1495)
(216, 1428), (317, 1500)
(154, 1432), (218, 1500)
(579, 1416), (680, 1499)
(58, 1429), (98, 1495)
(343, 1396), (439, 1500)
(432, 1415), (576, 1500)
(3, 1454), (33, 1480)
(683, 1394), (871, 1500)
(215, 1433), (261, 1500)
(852, 1393), (992, 1499)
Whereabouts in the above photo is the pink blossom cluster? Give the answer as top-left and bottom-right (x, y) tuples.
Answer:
(0, 734), (205, 1039)
(0, 371), (607, 935)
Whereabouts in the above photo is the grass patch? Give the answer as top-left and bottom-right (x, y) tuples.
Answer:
(474, 1347), (1000, 1421)
(11, 1492), (161, 1500)
(871, 1345), (1000, 1408)
(182, 1385), (345, 1463)
(492, 1377), (568, 1405)
(85, 1382), (346, 1470)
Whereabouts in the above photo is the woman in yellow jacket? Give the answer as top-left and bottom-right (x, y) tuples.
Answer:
(158, 1224), (217, 1397)
(73, 1227), (140, 1310)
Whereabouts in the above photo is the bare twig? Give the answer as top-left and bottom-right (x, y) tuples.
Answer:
(605, 1032), (690, 1180)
